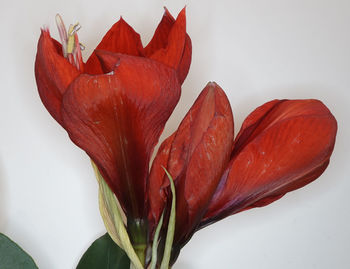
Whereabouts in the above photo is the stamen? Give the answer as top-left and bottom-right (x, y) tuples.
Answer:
(66, 24), (75, 54)
(55, 14), (84, 72)
(55, 14), (68, 57)
(74, 33), (84, 71)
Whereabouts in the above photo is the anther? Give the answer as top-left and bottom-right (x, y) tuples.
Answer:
(71, 23), (81, 34)
(79, 43), (86, 51)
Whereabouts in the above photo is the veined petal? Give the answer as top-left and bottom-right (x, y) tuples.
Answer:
(85, 18), (144, 75)
(148, 8), (190, 84)
(144, 8), (192, 84)
(35, 29), (80, 125)
(201, 99), (337, 226)
(148, 82), (234, 246)
(61, 54), (181, 219)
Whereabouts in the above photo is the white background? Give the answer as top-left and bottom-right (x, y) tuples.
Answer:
(1, 0), (350, 268)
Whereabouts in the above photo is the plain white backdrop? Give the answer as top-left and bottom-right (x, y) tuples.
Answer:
(1, 0), (349, 268)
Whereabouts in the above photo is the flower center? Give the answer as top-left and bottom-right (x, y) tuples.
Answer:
(55, 14), (84, 71)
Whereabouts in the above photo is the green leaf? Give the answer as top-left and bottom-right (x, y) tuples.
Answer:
(160, 167), (176, 269)
(150, 211), (164, 269)
(0, 233), (38, 269)
(77, 233), (130, 269)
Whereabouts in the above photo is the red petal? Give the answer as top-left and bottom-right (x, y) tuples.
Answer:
(85, 18), (144, 75)
(148, 8), (190, 83)
(148, 82), (234, 244)
(244, 159), (330, 210)
(201, 100), (337, 226)
(61, 54), (181, 219)
(144, 8), (192, 84)
(144, 8), (175, 57)
(231, 99), (282, 155)
(35, 30), (80, 125)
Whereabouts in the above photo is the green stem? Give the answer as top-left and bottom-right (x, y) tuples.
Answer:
(133, 243), (146, 266)
(127, 218), (148, 267)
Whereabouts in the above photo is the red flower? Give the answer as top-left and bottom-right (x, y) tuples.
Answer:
(149, 83), (337, 261)
(35, 8), (191, 225)
(35, 7), (337, 266)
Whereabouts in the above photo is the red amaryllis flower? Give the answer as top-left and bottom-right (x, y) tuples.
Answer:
(35, 7), (337, 267)
(148, 82), (337, 263)
(35, 7), (191, 233)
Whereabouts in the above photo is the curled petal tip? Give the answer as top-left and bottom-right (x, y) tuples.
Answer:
(95, 50), (121, 73)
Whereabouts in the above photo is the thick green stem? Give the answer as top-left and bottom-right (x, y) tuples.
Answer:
(133, 243), (146, 267)
(128, 218), (148, 267)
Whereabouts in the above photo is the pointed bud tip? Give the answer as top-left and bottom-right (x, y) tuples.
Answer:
(205, 82), (224, 95)
(207, 81), (218, 88)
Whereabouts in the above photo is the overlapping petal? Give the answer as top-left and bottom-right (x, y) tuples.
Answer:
(148, 82), (234, 246)
(61, 53), (181, 219)
(148, 8), (186, 79)
(144, 8), (175, 57)
(35, 30), (80, 125)
(144, 8), (192, 84)
(201, 99), (337, 226)
(85, 7), (191, 84)
(85, 18), (144, 75)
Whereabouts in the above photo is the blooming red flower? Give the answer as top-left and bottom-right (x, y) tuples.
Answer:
(148, 83), (337, 262)
(35, 7), (337, 267)
(35, 8), (191, 227)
